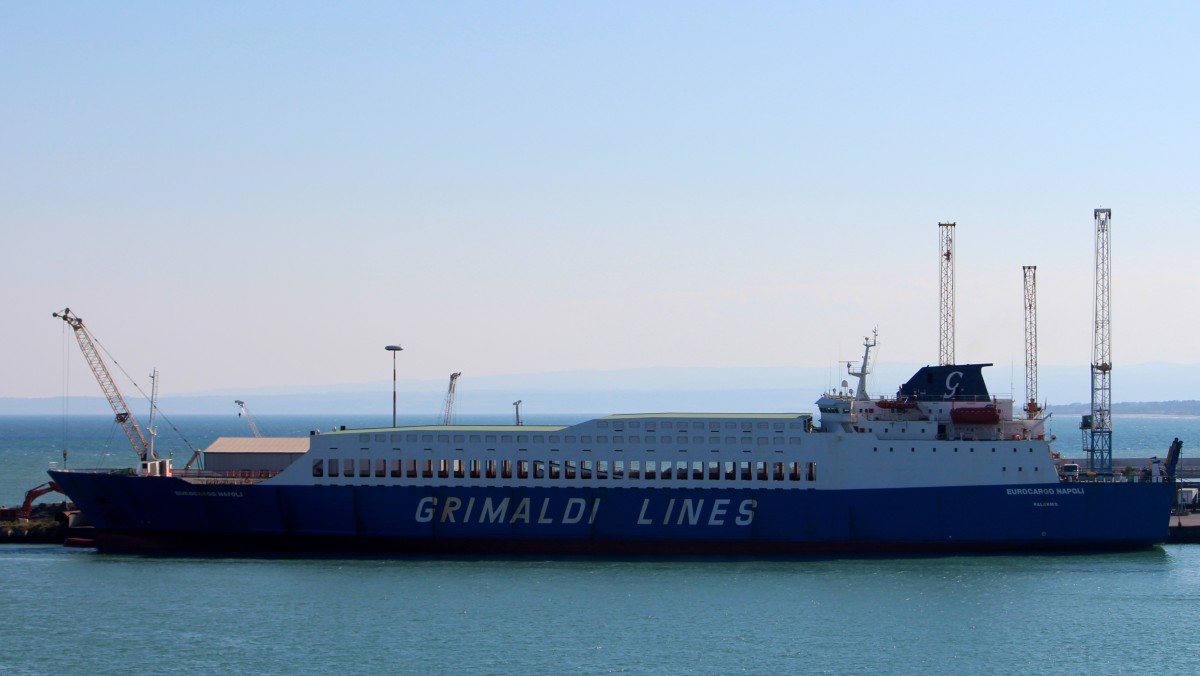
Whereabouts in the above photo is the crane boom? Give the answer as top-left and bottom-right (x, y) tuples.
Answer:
(53, 308), (154, 462)
(440, 373), (462, 425)
(235, 400), (263, 437)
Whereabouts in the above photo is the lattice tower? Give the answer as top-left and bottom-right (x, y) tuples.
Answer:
(1022, 266), (1040, 418)
(939, 222), (956, 365)
(1084, 209), (1113, 472)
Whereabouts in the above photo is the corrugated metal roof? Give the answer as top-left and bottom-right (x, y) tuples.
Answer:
(204, 437), (310, 454)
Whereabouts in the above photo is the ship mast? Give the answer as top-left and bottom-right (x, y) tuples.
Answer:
(847, 330), (876, 401)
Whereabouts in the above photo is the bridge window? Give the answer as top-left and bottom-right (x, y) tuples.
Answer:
(645, 461), (657, 480)
(375, 459), (386, 478)
(312, 459), (324, 477)
(581, 461), (592, 479)
(359, 460), (371, 478)
(629, 460), (641, 479)
(501, 460), (512, 479)
(517, 460), (529, 479)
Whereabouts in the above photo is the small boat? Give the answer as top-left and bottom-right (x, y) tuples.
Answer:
(876, 398), (918, 410)
(950, 405), (1001, 425)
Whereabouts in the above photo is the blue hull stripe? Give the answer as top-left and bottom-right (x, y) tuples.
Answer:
(49, 471), (1173, 554)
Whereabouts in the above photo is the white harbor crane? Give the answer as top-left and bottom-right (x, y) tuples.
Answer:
(1023, 265), (1041, 419)
(440, 373), (462, 426)
(53, 308), (154, 462)
(1082, 208), (1113, 473)
(939, 222), (956, 366)
(235, 400), (263, 438)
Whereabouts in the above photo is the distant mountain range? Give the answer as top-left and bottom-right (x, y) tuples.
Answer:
(3, 362), (1198, 417)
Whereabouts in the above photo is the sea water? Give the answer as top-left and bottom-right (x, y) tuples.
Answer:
(2, 415), (1199, 674)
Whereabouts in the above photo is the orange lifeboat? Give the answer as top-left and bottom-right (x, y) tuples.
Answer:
(950, 405), (1000, 425)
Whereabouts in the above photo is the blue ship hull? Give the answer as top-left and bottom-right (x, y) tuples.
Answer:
(48, 470), (1173, 555)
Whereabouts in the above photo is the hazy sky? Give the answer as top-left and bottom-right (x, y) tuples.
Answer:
(4, 2), (1198, 400)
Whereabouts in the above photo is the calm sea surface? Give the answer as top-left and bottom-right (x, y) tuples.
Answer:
(3, 414), (1200, 674)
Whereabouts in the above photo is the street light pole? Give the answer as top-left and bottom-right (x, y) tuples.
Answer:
(385, 344), (403, 427)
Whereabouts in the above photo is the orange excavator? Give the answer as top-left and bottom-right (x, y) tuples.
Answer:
(0, 482), (65, 522)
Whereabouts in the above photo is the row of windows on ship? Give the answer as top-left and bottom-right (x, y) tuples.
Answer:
(313, 457), (819, 482)
(353, 433), (806, 447)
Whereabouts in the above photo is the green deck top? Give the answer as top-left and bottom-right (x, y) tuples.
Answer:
(601, 412), (811, 420)
(326, 425), (568, 435)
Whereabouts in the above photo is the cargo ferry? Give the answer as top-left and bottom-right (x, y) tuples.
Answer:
(48, 338), (1178, 554)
